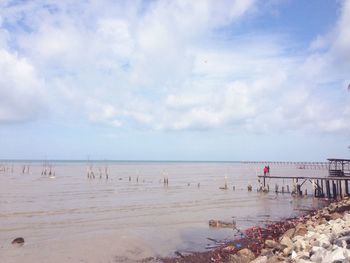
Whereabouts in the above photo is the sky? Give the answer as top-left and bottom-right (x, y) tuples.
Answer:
(0, 0), (349, 161)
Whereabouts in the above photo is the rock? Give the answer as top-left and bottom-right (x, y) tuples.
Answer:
(209, 219), (235, 228)
(228, 254), (242, 263)
(334, 204), (350, 213)
(282, 247), (292, 257)
(306, 225), (315, 232)
(331, 223), (345, 236)
(291, 250), (298, 260)
(329, 203), (337, 213)
(260, 249), (274, 258)
(319, 217), (328, 225)
(334, 235), (350, 249)
(11, 237), (24, 245)
(323, 247), (346, 262)
(323, 212), (332, 221)
(315, 224), (326, 232)
(305, 231), (317, 240)
(311, 233), (330, 249)
(330, 212), (343, 220)
(294, 239), (307, 252)
(294, 225), (308, 237)
(228, 249), (259, 263)
(228, 254), (251, 263)
(343, 213), (350, 222)
(265, 239), (279, 248)
(282, 228), (295, 239)
(265, 255), (280, 263)
(310, 247), (329, 262)
(280, 236), (293, 249)
(296, 259), (313, 263)
(279, 236), (293, 256)
(310, 246), (323, 254)
(305, 220), (313, 226)
(250, 256), (268, 263)
(237, 248), (255, 261)
(295, 251), (310, 260)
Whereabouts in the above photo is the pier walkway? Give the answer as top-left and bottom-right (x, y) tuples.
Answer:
(258, 175), (350, 199)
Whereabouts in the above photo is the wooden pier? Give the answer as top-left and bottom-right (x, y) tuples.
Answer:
(257, 158), (350, 199)
(258, 175), (350, 199)
(243, 161), (329, 170)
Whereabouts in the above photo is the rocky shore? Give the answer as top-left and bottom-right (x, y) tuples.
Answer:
(161, 198), (350, 263)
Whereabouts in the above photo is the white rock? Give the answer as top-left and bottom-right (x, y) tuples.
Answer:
(291, 250), (298, 259)
(343, 213), (350, 222)
(311, 234), (330, 248)
(305, 231), (317, 239)
(332, 223), (345, 236)
(296, 259), (313, 263)
(307, 226), (315, 232)
(294, 239), (307, 252)
(310, 247), (330, 262)
(335, 218), (344, 224)
(250, 256), (267, 263)
(311, 246), (323, 254)
(324, 247), (346, 262)
(315, 224), (326, 232)
(296, 251), (310, 259)
(343, 248), (350, 259)
(293, 235), (305, 242)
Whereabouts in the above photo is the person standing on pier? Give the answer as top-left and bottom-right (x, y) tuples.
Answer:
(267, 165), (270, 175)
(263, 166), (268, 176)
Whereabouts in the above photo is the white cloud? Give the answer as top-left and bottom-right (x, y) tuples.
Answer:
(0, 49), (45, 122)
(0, 0), (349, 135)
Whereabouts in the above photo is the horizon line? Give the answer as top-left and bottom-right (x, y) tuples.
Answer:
(0, 159), (329, 163)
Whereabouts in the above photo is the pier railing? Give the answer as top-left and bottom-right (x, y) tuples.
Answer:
(242, 161), (329, 170)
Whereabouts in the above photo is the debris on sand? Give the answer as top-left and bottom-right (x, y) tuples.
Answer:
(162, 198), (350, 263)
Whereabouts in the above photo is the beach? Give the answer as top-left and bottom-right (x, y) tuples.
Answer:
(163, 198), (350, 263)
(0, 161), (328, 262)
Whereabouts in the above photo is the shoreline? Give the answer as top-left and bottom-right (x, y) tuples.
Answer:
(158, 197), (350, 263)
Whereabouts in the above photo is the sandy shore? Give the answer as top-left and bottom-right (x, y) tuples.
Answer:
(160, 197), (350, 263)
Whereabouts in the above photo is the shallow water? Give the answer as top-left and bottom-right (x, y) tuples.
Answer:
(0, 161), (328, 262)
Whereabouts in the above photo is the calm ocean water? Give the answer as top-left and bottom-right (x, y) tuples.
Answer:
(0, 161), (328, 262)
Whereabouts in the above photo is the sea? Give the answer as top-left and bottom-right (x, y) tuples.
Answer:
(0, 161), (329, 263)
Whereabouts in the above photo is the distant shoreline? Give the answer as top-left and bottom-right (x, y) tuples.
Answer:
(0, 159), (327, 163)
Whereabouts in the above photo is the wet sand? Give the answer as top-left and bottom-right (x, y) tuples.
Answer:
(0, 162), (328, 262)
(163, 198), (350, 263)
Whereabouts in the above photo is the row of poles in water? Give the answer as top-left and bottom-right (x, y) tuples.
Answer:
(0, 164), (56, 177)
(87, 166), (109, 179)
(86, 167), (205, 188)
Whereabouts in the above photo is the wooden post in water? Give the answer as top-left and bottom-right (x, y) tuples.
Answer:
(346, 180), (349, 196)
(314, 180), (317, 197)
(332, 181), (337, 199)
(326, 180), (331, 198)
(339, 180), (343, 198)
(286, 185), (290, 193)
(321, 179), (324, 197)
(263, 176), (266, 188)
(297, 184), (302, 196)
